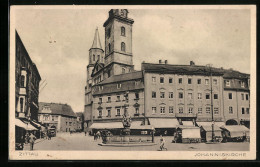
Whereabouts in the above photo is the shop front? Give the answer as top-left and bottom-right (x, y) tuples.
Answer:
(148, 118), (179, 136)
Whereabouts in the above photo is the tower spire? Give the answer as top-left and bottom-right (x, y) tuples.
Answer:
(91, 27), (102, 49)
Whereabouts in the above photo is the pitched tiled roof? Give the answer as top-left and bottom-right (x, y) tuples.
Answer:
(97, 71), (143, 85)
(39, 102), (76, 117)
(142, 63), (249, 78)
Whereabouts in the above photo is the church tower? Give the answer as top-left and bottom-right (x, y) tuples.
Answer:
(103, 9), (134, 77)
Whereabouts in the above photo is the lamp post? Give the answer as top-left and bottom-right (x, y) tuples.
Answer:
(207, 64), (215, 142)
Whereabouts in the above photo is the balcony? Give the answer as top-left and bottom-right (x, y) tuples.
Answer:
(175, 113), (197, 118)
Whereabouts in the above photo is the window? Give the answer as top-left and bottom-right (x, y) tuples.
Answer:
(121, 42), (125, 52)
(135, 108), (139, 114)
(228, 93), (232, 99)
(179, 107), (183, 113)
(121, 26), (125, 36)
(188, 107), (193, 113)
(122, 68), (125, 74)
(52, 116), (54, 121)
(108, 43), (111, 53)
(152, 91), (156, 98)
(213, 79), (217, 85)
(214, 107), (219, 114)
(198, 108), (202, 114)
(179, 92), (183, 99)
(246, 108), (250, 114)
(160, 107), (165, 114)
(98, 110), (102, 116)
(205, 79), (209, 85)
(99, 98), (102, 103)
(206, 93), (210, 99)
(135, 93), (139, 99)
(107, 96), (111, 103)
(107, 70), (111, 78)
(169, 106), (174, 113)
(160, 77), (164, 83)
(246, 94), (249, 100)
(135, 81), (138, 86)
(241, 81), (245, 88)
(66, 122), (67, 126)
(241, 93), (244, 100)
(93, 54), (95, 61)
(21, 75), (25, 87)
(117, 95), (120, 101)
(178, 78), (182, 84)
(188, 93), (193, 99)
(206, 107), (211, 114)
(117, 83), (121, 89)
(117, 109), (120, 116)
(197, 79), (201, 84)
(242, 107), (245, 114)
(188, 78), (192, 84)
(152, 107), (156, 114)
(69, 122), (72, 126)
(226, 80), (230, 86)
(160, 92), (165, 98)
(20, 98), (24, 112)
(198, 93), (202, 99)
(229, 106), (233, 114)
(169, 78), (173, 83)
(169, 92), (173, 98)
(152, 77), (156, 83)
(97, 55), (100, 61)
(214, 94), (218, 99)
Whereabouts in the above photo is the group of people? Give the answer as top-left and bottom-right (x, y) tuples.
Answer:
(93, 131), (101, 140)
(44, 130), (52, 140)
(23, 132), (37, 150)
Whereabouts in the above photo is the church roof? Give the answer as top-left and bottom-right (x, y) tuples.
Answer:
(97, 71), (143, 85)
(38, 102), (77, 117)
(91, 28), (102, 49)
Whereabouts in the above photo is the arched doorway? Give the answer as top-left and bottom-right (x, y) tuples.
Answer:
(226, 119), (238, 125)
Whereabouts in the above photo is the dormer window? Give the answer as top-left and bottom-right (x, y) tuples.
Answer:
(121, 27), (125, 36)
(226, 80), (230, 87)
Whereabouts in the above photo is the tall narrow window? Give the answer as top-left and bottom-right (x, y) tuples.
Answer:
(188, 78), (192, 84)
(179, 78), (182, 84)
(197, 79), (201, 84)
(188, 93), (193, 99)
(160, 92), (165, 98)
(160, 77), (164, 83)
(121, 26), (125, 36)
(188, 107), (193, 113)
(135, 93), (139, 99)
(229, 106), (233, 114)
(213, 79), (218, 85)
(152, 91), (156, 98)
(198, 108), (202, 114)
(206, 93), (210, 99)
(97, 55), (100, 60)
(169, 78), (173, 83)
(108, 43), (111, 53)
(246, 94), (249, 100)
(160, 107), (165, 114)
(169, 106), (174, 113)
(242, 107), (245, 114)
(152, 107), (156, 114)
(228, 93), (232, 99)
(198, 93), (202, 99)
(205, 79), (209, 85)
(93, 54), (95, 61)
(107, 28), (111, 38)
(206, 107), (211, 114)
(214, 107), (219, 114)
(152, 77), (156, 83)
(179, 92), (183, 99)
(108, 70), (111, 78)
(121, 42), (125, 52)
(169, 92), (173, 98)
(117, 109), (121, 116)
(179, 107), (183, 113)
(21, 75), (25, 87)
(20, 98), (24, 112)
(241, 93), (244, 100)
(226, 80), (230, 86)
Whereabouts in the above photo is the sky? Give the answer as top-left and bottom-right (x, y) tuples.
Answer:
(13, 7), (251, 113)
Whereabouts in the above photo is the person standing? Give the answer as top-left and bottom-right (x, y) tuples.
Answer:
(29, 133), (37, 151)
(159, 135), (167, 151)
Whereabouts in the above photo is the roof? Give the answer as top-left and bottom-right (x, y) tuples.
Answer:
(91, 28), (102, 49)
(98, 71), (143, 85)
(39, 102), (77, 117)
(75, 112), (83, 117)
(142, 63), (249, 78)
(222, 125), (249, 132)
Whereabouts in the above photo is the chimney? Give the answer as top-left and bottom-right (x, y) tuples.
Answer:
(159, 60), (162, 64)
(165, 60), (168, 64)
(190, 61), (195, 66)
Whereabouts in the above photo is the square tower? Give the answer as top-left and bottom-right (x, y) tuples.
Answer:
(103, 9), (134, 77)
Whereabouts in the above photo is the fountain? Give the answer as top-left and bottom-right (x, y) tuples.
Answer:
(98, 91), (156, 147)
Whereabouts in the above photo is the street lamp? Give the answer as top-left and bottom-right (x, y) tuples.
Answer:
(206, 64), (215, 142)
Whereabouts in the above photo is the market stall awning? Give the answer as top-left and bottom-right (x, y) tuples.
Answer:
(15, 119), (37, 130)
(130, 121), (153, 130)
(182, 128), (201, 139)
(197, 122), (222, 131)
(182, 121), (194, 126)
(214, 122), (225, 128)
(222, 125), (250, 137)
(149, 118), (179, 128)
(89, 122), (123, 129)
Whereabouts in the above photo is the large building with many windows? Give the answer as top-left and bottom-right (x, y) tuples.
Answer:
(84, 9), (250, 133)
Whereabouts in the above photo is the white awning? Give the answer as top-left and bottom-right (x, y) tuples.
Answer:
(15, 119), (37, 130)
(196, 122), (222, 131)
(223, 125), (250, 137)
(182, 121), (194, 126)
(214, 122), (225, 128)
(182, 128), (201, 139)
(89, 122), (123, 129)
(149, 118), (179, 128)
(130, 121), (153, 130)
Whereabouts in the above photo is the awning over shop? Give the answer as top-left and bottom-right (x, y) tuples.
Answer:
(182, 121), (194, 126)
(89, 122), (124, 129)
(222, 125), (250, 137)
(130, 121), (153, 130)
(214, 122), (225, 128)
(15, 119), (38, 130)
(149, 118), (179, 128)
(182, 128), (201, 139)
(197, 122), (222, 131)
(31, 120), (46, 130)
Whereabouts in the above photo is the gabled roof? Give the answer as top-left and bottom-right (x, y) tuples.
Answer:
(91, 61), (105, 77)
(91, 28), (102, 49)
(97, 71), (143, 85)
(39, 102), (76, 117)
(222, 69), (250, 79)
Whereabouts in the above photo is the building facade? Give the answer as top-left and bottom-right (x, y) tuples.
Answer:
(38, 102), (77, 132)
(75, 112), (84, 131)
(83, 9), (250, 131)
(15, 31), (41, 121)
